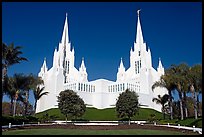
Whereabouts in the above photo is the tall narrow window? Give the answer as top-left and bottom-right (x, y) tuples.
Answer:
(135, 61), (137, 74)
(81, 83), (83, 91)
(123, 83), (125, 91)
(140, 60), (141, 68)
(138, 51), (141, 56)
(67, 61), (70, 74)
(84, 84), (85, 91)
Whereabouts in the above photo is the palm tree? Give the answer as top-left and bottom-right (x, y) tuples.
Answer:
(11, 73), (30, 116)
(188, 64), (202, 119)
(3, 74), (28, 116)
(152, 68), (176, 120)
(3, 76), (16, 115)
(2, 42), (28, 97)
(22, 73), (37, 115)
(171, 63), (189, 120)
(33, 86), (48, 113)
(152, 94), (170, 119)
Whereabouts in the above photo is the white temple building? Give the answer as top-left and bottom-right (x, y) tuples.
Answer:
(36, 11), (168, 113)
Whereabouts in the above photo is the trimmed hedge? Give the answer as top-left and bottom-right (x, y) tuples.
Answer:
(2, 115), (39, 126)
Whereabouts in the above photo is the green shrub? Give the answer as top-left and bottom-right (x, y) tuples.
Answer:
(2, 115), (38, 126)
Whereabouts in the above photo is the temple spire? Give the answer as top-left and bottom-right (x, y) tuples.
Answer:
(157, 57), (164, 75)
(119, 58), (124, 69)
(136, 9), (144, 44)
(80, 57), (86, 72)
(118, 57), (125, 72)
(42, 57), (48, 72)
(61, 13), (69, 44)
(158, 58), (163, 68)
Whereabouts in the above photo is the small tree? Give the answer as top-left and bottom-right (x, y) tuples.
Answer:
(57, 90), (86, 122)
(33, 86), (48, 114)
(152, 94), (170, 120)
(116, 89), (139, 125)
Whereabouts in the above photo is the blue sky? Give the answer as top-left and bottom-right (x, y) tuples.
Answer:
(2, 2), (202, 105)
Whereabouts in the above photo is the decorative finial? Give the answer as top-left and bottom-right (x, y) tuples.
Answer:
(44, 57), (46, 61)
(121, 57), (122, 60)
(66, 13), (67, 17)
(137, 9), (141, 16)
(82, 57), (84, 61)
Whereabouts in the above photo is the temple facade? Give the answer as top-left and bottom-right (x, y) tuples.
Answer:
(36, 11), (167, 113)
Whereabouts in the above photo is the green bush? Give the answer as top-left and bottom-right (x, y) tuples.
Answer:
(2, 115), (39, 126)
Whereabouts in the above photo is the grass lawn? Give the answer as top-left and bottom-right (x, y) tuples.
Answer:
(2, 128), (196, 135)
(35, 107), (165, 121)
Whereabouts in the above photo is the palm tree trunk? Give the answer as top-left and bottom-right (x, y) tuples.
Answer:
(10, 99), (13, 116)
(183, 92), (188, 118)
(24, 91), (29, 115)
(192, 91), (198, 119)
(2, 66), (7, 100)
(2, 66), (7, 86)
(196, 92), (200, 117)
(178, 91), (184, 120)
(168, 90), (173, 120)
(13, 91), (19, 116)
(13, 99), (17, 116)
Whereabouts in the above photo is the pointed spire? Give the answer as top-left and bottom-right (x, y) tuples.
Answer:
(80, 57), (86, 72)
(130, 47), (133, 52)
(157, 57), (164, 75)
(72, 46), (75, 53)
(61, 13), (69, 44)
(158, 57), (163, 68)
(119, 58), (124, 68)
(118, 57), (125, 72)
(42, 57), (48, 72)
(148, 47), (151, 53)
(136, 9), (144, 44)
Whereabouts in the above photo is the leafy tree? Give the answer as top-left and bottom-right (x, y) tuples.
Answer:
(116, 89), (139, 125)
(152, 68), (176, 120)
(152, 94), (170, 120)
(2, 102), (11, 115)
(57, 90), (86, 122)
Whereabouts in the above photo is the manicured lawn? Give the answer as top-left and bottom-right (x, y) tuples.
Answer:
(159, 117), (202, 128)
(35, 107), (164, 121)
(2, 128), (195, 135)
